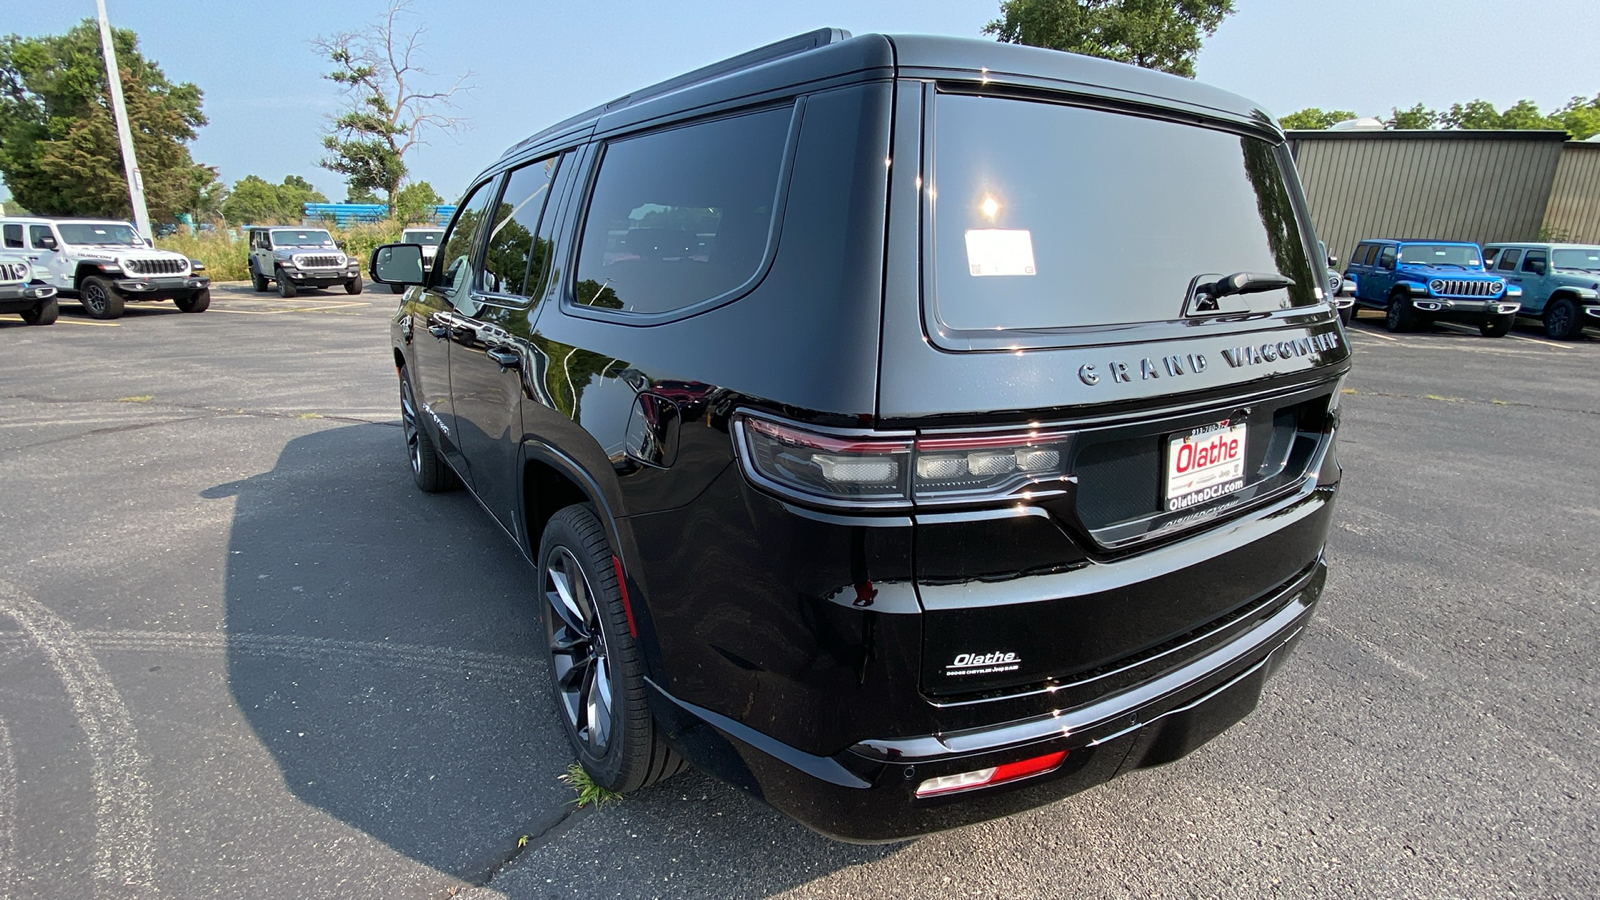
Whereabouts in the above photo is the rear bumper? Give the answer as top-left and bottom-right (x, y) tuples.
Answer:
(650, 561), (1324, 842)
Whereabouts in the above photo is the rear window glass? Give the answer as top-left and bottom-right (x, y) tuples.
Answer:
(574, 106), (792, 316)
(929, 95), (1316, 332)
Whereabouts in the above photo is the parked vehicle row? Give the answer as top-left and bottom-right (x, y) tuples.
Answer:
(1336, 237), (1598, 339)
(370, 29), (1351, 842)
(0, 216), (210, 319)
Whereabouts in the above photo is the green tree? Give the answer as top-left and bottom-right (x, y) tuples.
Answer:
(345, 186), (380, 204)
(220, 174), (327, 224)
(0, 20), (213, 222)
(1387, 104), (1439, 130)
(1279, 108), (1358, 130)
(393, 180), (443, 224)
(1554, 94), (1600, 140)
(314, 0), (473, 202)
(984, 0), (1236, 78)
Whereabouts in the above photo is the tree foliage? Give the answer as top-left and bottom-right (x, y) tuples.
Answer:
(314, 0), (473, 202)
(1278, 108), (1358, 130)
(219, 174), (328, 225)
(1380, 96), (1599, 138)
(984, 0), (1236, 78)
(392, 180), (443, 224)
(0, 20), (219, 222)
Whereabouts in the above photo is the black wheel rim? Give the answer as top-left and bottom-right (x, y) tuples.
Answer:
(398, 376), (422, 476)
(84, 282), (105, 314)
(545, 547), (612, 754)
(1550, 305), (1571, 335)
(1387, 302), (1400, 328)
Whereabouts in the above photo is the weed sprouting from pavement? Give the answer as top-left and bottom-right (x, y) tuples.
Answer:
(559, 763), (623, 808)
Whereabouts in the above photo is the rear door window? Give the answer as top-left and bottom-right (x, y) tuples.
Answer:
(927, 94), (1317, 334)
(573, 106), (794, 317)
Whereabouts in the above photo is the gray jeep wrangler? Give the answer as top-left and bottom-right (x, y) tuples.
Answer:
(246, 226), (363, 297)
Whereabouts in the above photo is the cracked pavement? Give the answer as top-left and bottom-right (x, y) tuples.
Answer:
(0, 290), (1596, 898)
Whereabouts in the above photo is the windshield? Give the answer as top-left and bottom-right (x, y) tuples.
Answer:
(1398, 244), (1482, 269)
(272, 229), (335, 248)
(929, 94), (1317, 333)
(57, 223), (145, 246)
(1552, 247), (1600, 271)
(402, 230), (443, 245)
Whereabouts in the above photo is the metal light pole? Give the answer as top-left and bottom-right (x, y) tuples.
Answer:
(95, 0), (152, 240)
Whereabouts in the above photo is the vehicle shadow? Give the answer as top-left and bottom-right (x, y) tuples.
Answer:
(216, 423), (900, 890)
(215, 422), (575, 883)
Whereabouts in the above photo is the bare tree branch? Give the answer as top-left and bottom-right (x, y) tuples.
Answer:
(312, 0), (474, 200)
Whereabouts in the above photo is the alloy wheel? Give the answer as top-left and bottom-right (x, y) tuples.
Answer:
(398, 376), (422, 477)
(545, 546), (612, 754)
(1548, 304), (1573, 338)
(83, 281), (106, 315)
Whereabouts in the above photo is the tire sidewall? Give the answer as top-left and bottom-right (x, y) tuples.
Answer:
(537, 506), (643, 790)
(1546, 300), (1576, 339)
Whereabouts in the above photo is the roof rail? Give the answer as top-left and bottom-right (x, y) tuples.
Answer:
(503, 27), (852, 159)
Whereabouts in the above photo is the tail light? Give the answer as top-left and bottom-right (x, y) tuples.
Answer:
(732, 411), (1073, 510)
(915, 749), (1068, 798)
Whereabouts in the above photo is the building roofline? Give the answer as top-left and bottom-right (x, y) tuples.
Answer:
(1287, 128), (1568, 142)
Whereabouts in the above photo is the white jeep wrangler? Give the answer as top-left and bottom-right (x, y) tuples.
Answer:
(246, 226), (363, 297)
(0, 217), (209, 319)
(0, 250), (59, 326)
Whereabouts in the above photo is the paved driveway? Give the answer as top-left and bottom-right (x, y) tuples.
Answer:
(1, 288), (1595, 898)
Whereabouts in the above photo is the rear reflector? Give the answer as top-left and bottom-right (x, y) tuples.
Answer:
(914, 749), (1068, 798)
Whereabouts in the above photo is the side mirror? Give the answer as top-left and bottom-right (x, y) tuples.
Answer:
(38, 235), (58, 250)
(371, 243), (425, 286)
(1530, 262), (1546, 276)
(1327, 255), (1339, 269)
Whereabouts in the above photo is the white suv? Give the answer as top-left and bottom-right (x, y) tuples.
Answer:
(0, 250), (59, 325)
(0, 217), (210, 319)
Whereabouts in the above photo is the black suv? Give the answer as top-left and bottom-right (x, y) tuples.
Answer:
(373, 30), (1350, 842)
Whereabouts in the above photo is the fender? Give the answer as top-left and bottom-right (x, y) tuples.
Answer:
(518, 438), (665, 680)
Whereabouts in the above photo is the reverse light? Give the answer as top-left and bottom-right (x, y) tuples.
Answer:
(734, 412), (1073, 509)
(915, 750), (1068, 798)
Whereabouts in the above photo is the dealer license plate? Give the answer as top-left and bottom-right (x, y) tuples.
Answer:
(1165, 421), (1248, 512)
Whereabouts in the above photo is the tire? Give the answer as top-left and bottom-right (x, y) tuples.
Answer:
(1385, 292), (1415, 333)
(175, 288), (210, 313)
(398, 367), (456, 492)
(345, 275), (363, 295)
(20, 296), (59, 325)
(1479, 314), (1512, 338)
(1544, 298), (1581, 340)
(79, 275), (125, 319)
(250, 264), (269, 292)
(539, 505), (685, 793)
(276, 268), (297, 298)
(389, 282), (407, 294)
(1338, 304), (1353, 326)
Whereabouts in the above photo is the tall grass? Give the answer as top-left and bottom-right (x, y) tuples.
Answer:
(155, 221), (407, 283)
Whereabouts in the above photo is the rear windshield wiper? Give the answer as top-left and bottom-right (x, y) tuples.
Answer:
(1189, 271), (1294, 313)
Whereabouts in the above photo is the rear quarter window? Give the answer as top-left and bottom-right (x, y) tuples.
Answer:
(927, 94), (1317, 335)
(573, 106), (795, 318)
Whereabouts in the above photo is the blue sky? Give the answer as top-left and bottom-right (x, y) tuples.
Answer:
(5, 0), (1598, 204)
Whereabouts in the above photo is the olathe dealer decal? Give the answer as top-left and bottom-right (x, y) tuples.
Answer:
(946, 651), (1022, 677)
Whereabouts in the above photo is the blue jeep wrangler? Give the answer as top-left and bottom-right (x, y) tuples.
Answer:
(1343, 239), (1521, 336)
(1482, 243), (1600, 340)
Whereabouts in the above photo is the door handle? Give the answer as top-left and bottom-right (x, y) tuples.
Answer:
(427, 323), (449, 339)
(487, 348), (521, 371)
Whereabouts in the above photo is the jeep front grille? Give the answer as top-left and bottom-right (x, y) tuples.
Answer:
(0, 261), (27, 283)
(1434, 279), (1500, 298)
(124, 258), (186, 275)
(294, 254), (345, 269)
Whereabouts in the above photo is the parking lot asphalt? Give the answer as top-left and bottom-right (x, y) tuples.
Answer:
(0, 286), (1596, 899)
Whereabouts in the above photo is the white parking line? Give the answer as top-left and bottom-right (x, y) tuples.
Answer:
(0, 717), (16, 900)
